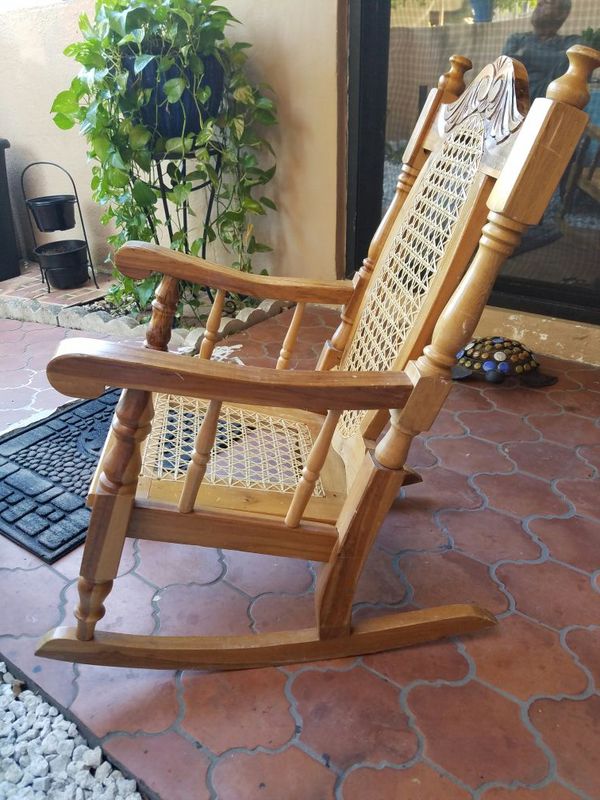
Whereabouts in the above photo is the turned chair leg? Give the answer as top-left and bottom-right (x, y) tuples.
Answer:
(316, 451), (407, 639)
(75, 389), (153, 641)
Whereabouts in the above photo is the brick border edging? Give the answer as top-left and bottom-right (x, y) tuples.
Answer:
(0, 295), (292, 352)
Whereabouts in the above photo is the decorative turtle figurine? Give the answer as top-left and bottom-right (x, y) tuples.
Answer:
(452, 336), (557, 387)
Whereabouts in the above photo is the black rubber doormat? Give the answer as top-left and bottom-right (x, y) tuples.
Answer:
(0, 390), (119, 563)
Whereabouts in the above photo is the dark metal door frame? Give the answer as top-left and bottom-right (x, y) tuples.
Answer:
(345, 0), (391, 277)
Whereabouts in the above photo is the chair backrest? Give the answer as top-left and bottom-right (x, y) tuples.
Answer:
(337, 56), (531, 443)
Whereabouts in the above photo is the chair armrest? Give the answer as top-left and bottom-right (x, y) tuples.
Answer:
(116, 242), (355, 305)
(47, 339), (413, 414)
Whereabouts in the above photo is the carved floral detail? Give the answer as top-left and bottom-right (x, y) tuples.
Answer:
(444, 56), (529, 144)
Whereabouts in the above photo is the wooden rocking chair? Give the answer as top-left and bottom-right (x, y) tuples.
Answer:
(37, 46), (600, 669)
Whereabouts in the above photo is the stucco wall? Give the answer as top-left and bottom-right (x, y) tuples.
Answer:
(0, 0), (340, 280)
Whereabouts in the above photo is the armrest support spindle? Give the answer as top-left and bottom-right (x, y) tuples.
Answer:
(276, 303), (305, 369)
(199, 289), (226, 360)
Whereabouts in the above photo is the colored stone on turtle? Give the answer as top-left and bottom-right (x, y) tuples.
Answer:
(452, 336), (557, 386)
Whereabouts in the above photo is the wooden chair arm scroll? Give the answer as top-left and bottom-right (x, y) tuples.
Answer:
(116, 242), (355, 305)
(47, 339), (414, 414)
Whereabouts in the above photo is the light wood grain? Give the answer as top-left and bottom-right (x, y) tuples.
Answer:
(47, 338), (414, 413)
(145, 275), (179, 352)
(276, 302), (305, 369)
(128, 502), (338, 561)
(36, 49), (598, 671)
(285, 410), (342, 528)
(199, 289), (225, 360)
(37, 604), (496, 669)
(116, 242), (354, 304)
(178, 399), (223, 513)
(76, 389), (153, 640)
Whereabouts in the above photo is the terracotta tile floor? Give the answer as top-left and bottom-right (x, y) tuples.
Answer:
(0, 261), (112, 307)
(1, 308), (600, 800)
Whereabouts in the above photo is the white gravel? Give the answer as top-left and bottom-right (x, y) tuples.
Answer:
(0, 662), (143, 800)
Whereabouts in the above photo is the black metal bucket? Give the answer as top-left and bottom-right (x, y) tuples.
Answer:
(34, 239), (89, 289)
(27, 194), (76, 232)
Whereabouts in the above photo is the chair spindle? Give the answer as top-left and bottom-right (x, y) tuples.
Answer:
(276, 302), (305, 369)
(178, 399), (223, 513)
(145, 275), (180, 352)
(199, 288), (226, 359)
(285, 410), (341, 527)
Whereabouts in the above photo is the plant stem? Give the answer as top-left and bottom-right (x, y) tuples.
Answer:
(156, 160), (175, 244)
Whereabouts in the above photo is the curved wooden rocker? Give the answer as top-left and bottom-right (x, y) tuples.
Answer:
(37, 46), (600, 670)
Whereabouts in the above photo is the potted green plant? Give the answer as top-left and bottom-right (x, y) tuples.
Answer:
(52, 0), (277, 320)
(581, 27), (600, 52)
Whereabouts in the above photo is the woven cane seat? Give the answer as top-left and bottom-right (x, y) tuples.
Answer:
(142, 393), (325, 495)
(130, 393), (346, 522)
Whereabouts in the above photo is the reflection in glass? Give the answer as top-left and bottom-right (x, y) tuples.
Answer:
(383, 0), (600, 322)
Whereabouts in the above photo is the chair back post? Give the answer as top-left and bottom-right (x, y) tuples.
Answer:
(317, 55), (472, 372)
(375, 45), (600, 471)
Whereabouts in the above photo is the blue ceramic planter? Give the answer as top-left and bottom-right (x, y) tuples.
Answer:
(123, 53), (224, 142)
(470, 0), (493, 22)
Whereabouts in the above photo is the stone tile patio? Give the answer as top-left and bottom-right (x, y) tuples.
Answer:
(0, 308), (599, 799)
(0, 262), (112, 308)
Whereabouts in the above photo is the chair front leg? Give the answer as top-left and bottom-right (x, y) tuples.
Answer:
(75, 389), (153, 640)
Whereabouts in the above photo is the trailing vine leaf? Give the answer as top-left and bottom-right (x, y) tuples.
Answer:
(163, 77), (186, 103)
(132, 179), (156, 207)
(133, 54), (155, 74)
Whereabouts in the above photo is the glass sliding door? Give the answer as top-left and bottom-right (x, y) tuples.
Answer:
(379, 0), (600, 323)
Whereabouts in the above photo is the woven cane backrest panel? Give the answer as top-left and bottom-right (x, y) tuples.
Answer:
(142, 393), (325, 496)
(339, 115), (485, 439)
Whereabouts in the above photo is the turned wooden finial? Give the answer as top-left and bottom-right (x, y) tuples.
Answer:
(438, 54), (472, 99)
(546, 45), (600, 109)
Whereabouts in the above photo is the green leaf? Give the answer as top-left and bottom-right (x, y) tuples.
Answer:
(231, 116), (245, 139)
(135, 277), (157, 310)
(205, 163), (219, 186)
(195, 120), (214, 146)
(233, 85), (254, 104)
(255, 109), (277, 126)
(163, 77), (186, 104)
(133, 54), (155, 74)
(158, 56), (175, 72)
(53, 113), (75, 130)
(188, 54), (205, 76)
(256, 96), (275, 111)
(260, 196), (277, 210)
(126, 7), (150, 32)
(134, 149), (152, 172)
(186, 168), (208, 181)
(108, 9), (129, 37)
(132, 178), (156, 205)
(108, 167), (130, 189)
(129, 124), (151, 149)
(51, 90), (79, 115)
(171, 8), (193, 26)
(169, 183), (192, 205)
(91, 135), (111, 160)
(165, 137), (185, 154)
(110, 150), (128, 171)
(243, 197), (265, 215)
